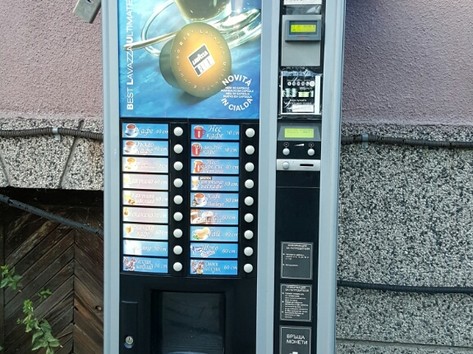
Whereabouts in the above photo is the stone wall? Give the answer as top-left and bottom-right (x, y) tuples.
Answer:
(336, 124), (473, 353)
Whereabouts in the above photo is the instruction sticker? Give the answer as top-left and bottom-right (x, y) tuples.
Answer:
(280, 284), (312, 322)
(281, 242), (313, 280)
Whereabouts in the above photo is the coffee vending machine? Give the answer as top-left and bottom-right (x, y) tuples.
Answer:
(103, 0), (345, 353)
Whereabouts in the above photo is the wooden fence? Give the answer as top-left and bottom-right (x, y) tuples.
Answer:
(0, 192), (103, 353)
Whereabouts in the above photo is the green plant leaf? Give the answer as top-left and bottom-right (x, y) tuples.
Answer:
(1, 265), (59, 353)
(31, 340), (45, 351)
(49, 339), (60, 348)
(38, 289), (52, 300)
(39, 320), (52, 333)
(31, 330), (44, 344)
(0, 265), (9, 276)
(0, 278), (8, 288)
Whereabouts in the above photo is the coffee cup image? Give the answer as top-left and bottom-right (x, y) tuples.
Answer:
(159, 22), (232, 98)
(193, 192), (206, 206)
(125, 124), (138, 137)
(191, 143), (203, 155)
(193, 160), (205, 173)
(194, 126), (206, 139)
(124, 140), (137, 154)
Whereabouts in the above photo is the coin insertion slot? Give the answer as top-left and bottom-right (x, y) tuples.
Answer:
(300, 163), (314, 167)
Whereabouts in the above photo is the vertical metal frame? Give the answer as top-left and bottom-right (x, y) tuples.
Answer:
(102, 0), (120, 352)
(317, 0), (346, 353)
(256, 0), (279, 353)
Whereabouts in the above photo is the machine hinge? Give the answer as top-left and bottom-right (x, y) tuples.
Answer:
(74, 0), (101, 23)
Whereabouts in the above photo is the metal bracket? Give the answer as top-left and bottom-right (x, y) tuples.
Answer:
(51, 127), (61, 141)
(74, 0), (101, 24)
(361, 133), (369, 149)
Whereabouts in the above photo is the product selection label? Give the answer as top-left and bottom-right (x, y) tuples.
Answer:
(190, 260), (238, 276)
(122, 157), (168, 173)
(122, 123), (169, 139)
(191, 192), (239, 208)
(122, 140), (168, 156)
(123, 240), (168, 257)
(123, 224), (168, 240)
(123, 190), (168, 207)
(191, 159), (239, 174)
(122, 256), (168, 273)
(123, 207), (168, 224)
(190, 142), (239, 157)
(122, 173), (168, 190)
(191, 176), (239, 191)
(190, 226), (239, 242)
(191, 124), (240, 140)
(190, 243), (238, 259)
(190, 209), (239, 225)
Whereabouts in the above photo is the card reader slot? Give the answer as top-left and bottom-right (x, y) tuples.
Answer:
(276, 159), (321, 171)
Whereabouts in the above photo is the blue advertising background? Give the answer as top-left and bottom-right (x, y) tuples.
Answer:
(118, 0), (261, 119)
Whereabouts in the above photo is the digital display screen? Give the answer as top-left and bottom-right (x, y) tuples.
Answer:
(290, 23), (317, 34)
(284, 128), (315, 139)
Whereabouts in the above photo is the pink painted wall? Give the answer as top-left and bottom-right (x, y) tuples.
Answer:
(1, 1), (471, 124)
(0, 0), (102, 117)
(343, 0), (473, 124)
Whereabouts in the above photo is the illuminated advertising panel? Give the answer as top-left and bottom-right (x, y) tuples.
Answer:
(118, 1), (262, 119)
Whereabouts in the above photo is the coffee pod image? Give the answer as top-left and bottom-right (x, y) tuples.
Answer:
(159, 22), (232, 98)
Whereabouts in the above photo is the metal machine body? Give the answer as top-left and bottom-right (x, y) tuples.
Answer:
(103, 0), (345, 352)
